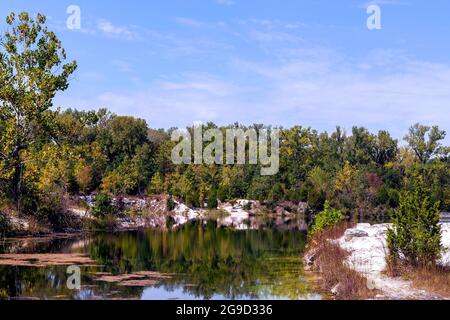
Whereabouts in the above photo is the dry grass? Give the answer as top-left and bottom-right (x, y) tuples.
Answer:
(307, 223), (378, 300)
(387, 262), (450, 298)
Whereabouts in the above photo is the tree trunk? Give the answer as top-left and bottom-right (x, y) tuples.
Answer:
(10, 150), (22, 212)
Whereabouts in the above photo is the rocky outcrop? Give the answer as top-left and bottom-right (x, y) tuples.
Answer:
(171, 202), (203, 228)
(217, 200), (251, 229)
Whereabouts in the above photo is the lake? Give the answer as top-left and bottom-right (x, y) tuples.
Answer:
(0, 219), (323, 300)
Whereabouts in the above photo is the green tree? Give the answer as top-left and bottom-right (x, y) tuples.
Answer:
(0, 12), (77, 208)
(207, 187), (218, 209)
(372, 130), (398, 166)
(345, 127), (375, 166)
(100, 116), (149, 164)
(387, 174), (442, 266)
(404, 123), (446, 164)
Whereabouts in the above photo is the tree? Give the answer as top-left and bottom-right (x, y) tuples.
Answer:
(148, 172), (164, 195)
(404, 123), (446, 164)
(207, 188), (218, 209)
(0, 12), (77, 207)
(387, 174), (442, 267)
(372, 130), (398, 166)
(100, 116), (149, 164)
(279, 126), (317, 185)
(74, 159), (93, 194)
(345, 127), (375, 166)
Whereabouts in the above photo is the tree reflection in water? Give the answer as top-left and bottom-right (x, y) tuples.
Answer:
(0, 220), (322, 300)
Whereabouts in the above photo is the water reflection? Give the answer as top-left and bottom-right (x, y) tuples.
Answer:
(0, 220), (321, 300)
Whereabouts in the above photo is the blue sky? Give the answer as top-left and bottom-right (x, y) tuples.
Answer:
(1, 0), (449, 141)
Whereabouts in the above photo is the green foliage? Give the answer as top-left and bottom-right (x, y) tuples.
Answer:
(217, 184), (230, 202)
(101, 116), (149, 164)
(0, 12), (77, 206)
(268, 183), (284, 206)
(148, 172), (164, 195)
(375, 185), (399, 207)
(91, 193), (115, 218)
(309, 201), (343, 239)
(387, 175), (442, 267)
(207, 188), (218, 209)
(405, 123), (447, 164)
(166, 195), (176, 211)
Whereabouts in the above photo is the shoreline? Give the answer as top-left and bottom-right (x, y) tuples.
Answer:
(1, 196), (308, 237)
(305, 223), (450, 300)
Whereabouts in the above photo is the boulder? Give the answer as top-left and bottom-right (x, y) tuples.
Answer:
(344, 228), (369, 241)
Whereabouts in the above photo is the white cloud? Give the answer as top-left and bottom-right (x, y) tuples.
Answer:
(97, 19), (139, 40)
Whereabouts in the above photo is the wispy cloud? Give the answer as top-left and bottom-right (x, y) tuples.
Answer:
(69, 46), (450, 141)
(97, 19), (140, 40)
(56, 9), (449, 142)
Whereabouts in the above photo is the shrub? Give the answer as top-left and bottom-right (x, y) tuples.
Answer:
(0, 213), (10, 237)
(91, 193), (115, 218)
(207, 188), (218, 209)
(308, 189), (326, 212)
(387, 175), (442, 267)
(185, 191), (200, 208)
(217, 185), (229, 202)
(309, 200), (343, 239)
(166, 195), (176, 211)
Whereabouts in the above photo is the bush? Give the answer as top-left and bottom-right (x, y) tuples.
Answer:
(387, 175), (442, 267)
(375, 185), (399, 207)
(166, 195), (176, 211)
(308, 189), (326, 212)
(309, 200), (343, 239)
(0, 213), (10, 237)
(185, 192), (200, 208)
(91, 193), (115, 218)
(36, 206), (79, 231)
(207, 188), (218, 209)
(217, 184), (230, 202)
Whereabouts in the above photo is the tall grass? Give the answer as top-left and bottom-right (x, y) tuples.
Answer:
(307, 223), (377, 300)
(386, 261), (450, 297)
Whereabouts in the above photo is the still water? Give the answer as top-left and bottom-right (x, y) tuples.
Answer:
(0, 220), (322, 300)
